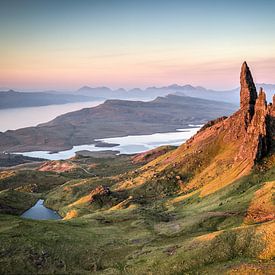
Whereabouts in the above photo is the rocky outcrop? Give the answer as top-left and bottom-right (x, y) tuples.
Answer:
(191, 62), (272, 168)
(129, 62), (275, 197)
(248, 88), (268, 160)
(90, 185), (111, 203)
(237, 66), (272, 164)
(215, 62), (274, 167)
(240, 62), (258, 121)
(213, 62), (272, 166)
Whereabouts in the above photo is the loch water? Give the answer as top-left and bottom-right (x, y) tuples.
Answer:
(17, 126), (201, 160)
(21, 199), (61, 220)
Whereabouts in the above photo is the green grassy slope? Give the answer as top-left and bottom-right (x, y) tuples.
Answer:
(0, 154), (274, 274)
(0, 189), (38, 215)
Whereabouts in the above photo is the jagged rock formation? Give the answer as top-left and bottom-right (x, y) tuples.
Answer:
(187, 62), (273, 168)
(183, 62), (274, 193)
(240, 62), (258, 112)
(116, 62), (275, 197)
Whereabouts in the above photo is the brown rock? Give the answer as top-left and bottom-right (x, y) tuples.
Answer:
(90, 185), (111, 203)
(267, 95), (275, 152)
(246, 88), (268, 161)
(240, 61), (258, 111)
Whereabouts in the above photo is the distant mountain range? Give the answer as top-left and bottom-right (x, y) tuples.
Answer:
(75, 83), (275, 103)
(0, 90), (102, 109)
(2, 83), (274, 109)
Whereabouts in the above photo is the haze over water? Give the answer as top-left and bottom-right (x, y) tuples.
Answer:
(0, 101), (103, 132)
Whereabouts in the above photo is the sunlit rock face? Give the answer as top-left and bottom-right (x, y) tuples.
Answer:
(217, 62), (272, 166)
(192, 62), (274, 167)
(150, 62), (275, 197)
(240, 61), (258, 118)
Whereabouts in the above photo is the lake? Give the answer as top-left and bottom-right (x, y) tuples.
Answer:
(16, 126), (201, 160)
(21, 199), (61, 220)
(0, 101), (103, 132)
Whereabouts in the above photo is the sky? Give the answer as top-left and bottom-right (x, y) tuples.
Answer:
(0, 0), (275, 91)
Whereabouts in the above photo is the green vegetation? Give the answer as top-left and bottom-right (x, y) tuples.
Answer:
(0, 154), (274, 274)
(0, 170), (69, 193)
(71, 154), (140, 177)
(0, 189), (38, 215)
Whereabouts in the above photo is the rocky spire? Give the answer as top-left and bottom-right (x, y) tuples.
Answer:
(255, 88), (267, 111)
(248, 88), (268, 160)
(240, 61), (258, 110)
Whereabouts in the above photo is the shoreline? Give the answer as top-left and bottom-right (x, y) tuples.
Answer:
(11, 126), (201, 161)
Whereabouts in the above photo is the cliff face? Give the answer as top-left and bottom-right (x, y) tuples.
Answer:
(237, 63), (273, 164)
(240, 61), (258, 125)
(116, 62), (274, 197)
(211, 62), (270, 166)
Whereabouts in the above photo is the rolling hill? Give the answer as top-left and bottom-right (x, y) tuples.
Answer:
(0, 95), (236, 152)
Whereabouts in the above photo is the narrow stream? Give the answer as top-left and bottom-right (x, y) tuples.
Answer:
(21, 199), (61, 220)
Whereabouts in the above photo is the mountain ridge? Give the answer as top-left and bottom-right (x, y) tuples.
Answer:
(3, 83), (274, 106)
(75, 83), (275, 103)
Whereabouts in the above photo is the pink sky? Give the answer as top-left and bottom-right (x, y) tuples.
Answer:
(1, 0), (275, 91)
(1, 53), (275, 91)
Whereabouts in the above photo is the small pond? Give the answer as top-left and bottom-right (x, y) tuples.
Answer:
(21, 199), (61, 220)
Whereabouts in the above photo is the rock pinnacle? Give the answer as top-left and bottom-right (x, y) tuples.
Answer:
(240, 61), (258, 110)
